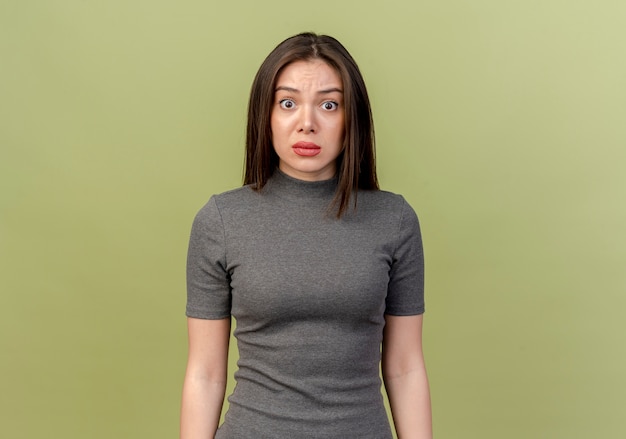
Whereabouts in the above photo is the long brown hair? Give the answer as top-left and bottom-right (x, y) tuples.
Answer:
(244, 32), (378, 217)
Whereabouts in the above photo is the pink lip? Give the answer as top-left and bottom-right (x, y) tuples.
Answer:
(292, 141), (321, 157)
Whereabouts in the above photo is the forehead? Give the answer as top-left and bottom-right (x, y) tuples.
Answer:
(275, 59), (342, 89)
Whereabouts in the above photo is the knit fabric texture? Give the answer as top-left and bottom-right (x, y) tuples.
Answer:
(186, 170), (425, 438)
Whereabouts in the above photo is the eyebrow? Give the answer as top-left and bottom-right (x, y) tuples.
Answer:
(275, 86), (343, 94)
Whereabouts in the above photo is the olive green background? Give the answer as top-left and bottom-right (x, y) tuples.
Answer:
(1, 1), (625, 438)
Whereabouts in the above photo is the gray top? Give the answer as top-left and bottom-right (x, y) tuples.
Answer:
(186, 170), (424, 438)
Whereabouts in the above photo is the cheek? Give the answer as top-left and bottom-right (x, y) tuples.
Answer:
(270, 117), (282, 142)
(269, 113), (276, 135)
(335, 113), (345, 138)
(270, 114), (288, 136)
(334, 121), (346, 143)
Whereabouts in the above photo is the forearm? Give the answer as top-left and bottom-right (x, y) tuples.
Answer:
(180, 374), (227, 439)
(384, 368), (432, 439)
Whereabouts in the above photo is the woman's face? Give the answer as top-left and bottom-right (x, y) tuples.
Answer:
(270, 59), (345, 181)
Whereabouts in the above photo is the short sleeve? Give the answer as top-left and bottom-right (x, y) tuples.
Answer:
(185, 196), (232, 319)
(385, 198), (425, 316)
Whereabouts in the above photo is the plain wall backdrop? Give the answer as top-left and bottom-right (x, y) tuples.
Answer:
(1, 1), (625, 438)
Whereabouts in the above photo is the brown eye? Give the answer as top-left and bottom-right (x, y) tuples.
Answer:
(322, 101), (338, 111)
(279, 99), (295, 109)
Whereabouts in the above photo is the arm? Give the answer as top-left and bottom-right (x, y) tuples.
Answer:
(180, 317), (231, 439)
(382, 314), (432, 439)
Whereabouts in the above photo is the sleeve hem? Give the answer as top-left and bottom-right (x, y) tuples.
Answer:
(384, 308), (425, 316)
(186, 308), (231, 320)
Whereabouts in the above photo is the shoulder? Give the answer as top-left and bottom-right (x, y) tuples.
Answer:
(361, 188), (404, 205)
(190, 185), (256, 231)
(212, 184), (257, 207)
(195, 185), (258, 215)
(357, 189), (418, 220)
(354, 190), (421, 242)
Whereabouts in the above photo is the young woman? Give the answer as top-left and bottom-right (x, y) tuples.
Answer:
(181, 32), (432, 439)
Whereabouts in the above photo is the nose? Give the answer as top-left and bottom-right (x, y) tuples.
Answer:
(298, 106), (316, 133)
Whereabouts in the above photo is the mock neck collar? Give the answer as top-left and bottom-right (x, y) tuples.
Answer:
(263, 169), (338, 202)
